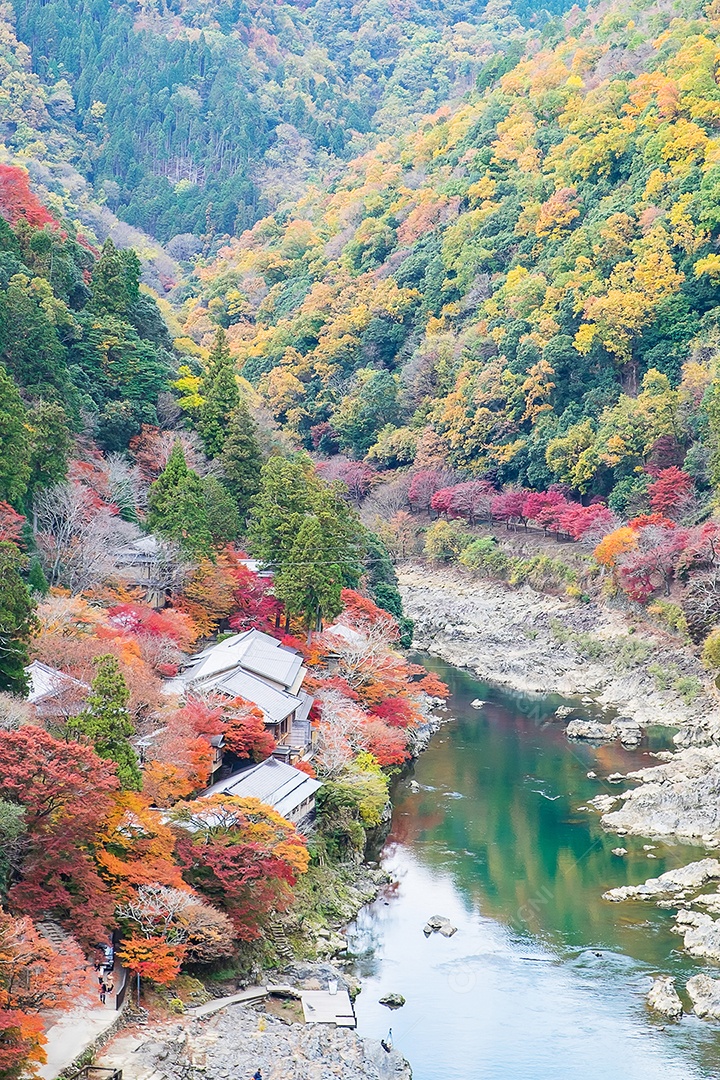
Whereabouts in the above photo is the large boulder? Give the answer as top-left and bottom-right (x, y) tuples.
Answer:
(674, 909), (720, 961)
(687, 974), (720, 1019)
(647, 976), (683, 1020)
(567, 719), (618, 741)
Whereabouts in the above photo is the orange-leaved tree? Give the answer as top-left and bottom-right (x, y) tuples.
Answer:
(171, 795), (309, 940)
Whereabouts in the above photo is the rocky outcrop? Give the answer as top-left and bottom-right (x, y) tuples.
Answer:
(379, 994), (405, 1009)
(646, 976), (683, 1020)
(601, 748), (720, 841)
(603, 859), (720, 902)
(674, 910), (720, 961)
(423, 914), (457, 937)
(686, 974), (720, 1020)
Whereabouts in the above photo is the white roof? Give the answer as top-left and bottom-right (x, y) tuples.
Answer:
(209, 667), (303, 725)
(184, 629), (304, 691)
(325, 622), (365, 647)
(203, 758), (321, 819)
(25, 661), (88, 704)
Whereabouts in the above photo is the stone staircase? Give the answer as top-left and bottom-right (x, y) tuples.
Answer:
(267, 917), (294, 961)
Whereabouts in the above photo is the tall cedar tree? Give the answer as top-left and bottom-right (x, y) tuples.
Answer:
(198, 329), (240, 457)
(274, 515), (343, 631)
(69, 654), (142, 790)
(202, 476), (241, 544)
(147, 441), (213, 559)
(0, 367), (30, 505)
(219, 401), (262, 521)
(0, 543), (36, 695)
(90, 238), (141, 318)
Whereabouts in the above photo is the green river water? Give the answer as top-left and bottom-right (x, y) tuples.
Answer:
(347, 655), (720, 1080)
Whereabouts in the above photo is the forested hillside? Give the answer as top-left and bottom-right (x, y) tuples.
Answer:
(8, 0), (567, 242)
(182, 0), (720, 507)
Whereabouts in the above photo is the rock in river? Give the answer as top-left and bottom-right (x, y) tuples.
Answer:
(423, 914), (458, 937)
(674, 909), (720, 961)
(603, 859), (720, 902)
(379, 994), (406, 1009)
(566, 719), (618, 741)
(687, 974), (720, 1020)
(647, 976), (683, 1020)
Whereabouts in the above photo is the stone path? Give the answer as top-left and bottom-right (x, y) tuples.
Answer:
(39, 1002), (120, 1080)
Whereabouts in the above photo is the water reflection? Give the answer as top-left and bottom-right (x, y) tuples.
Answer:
(346, 657), (720, 1080)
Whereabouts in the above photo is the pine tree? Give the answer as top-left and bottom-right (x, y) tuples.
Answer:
(89, 238), (141, 317)
(274, 516), (344, 632)
(70, 654), (141, 791)
(198, 329), (240, 457)
(0, 543), (36, 695)
(147, 441), (213, 560)
(219, 401), (262, 520)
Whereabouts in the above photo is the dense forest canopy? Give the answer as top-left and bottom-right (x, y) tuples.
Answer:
(9, 0), (573, 241)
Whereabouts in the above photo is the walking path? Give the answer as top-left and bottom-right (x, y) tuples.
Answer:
(187, 985), (268, 1018)
(39, 1003), (121, 1080)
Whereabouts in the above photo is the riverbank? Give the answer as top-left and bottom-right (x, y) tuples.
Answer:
(398, 562), (717, 733)
(95, 964), (411, 1080)
(398, 561), (720, 847)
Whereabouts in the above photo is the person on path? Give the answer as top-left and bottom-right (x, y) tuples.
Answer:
(252, 1071), (262, 1080)
(99, 982), (107, 1005)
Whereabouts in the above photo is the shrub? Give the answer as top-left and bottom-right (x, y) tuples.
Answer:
(647, 601), (690, 642)
(459, 536), (510, 576)
(674, 675), (702, 704)
(424, 520), (469, 563)
(702, 628), (720, 670)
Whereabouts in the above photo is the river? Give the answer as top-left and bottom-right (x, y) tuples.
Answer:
(346, 656), (720, 1080)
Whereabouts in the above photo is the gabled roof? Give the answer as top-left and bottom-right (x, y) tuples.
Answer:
(203, 757), (321, 818)
(25, 661), (89, 705)
(184, 629), (304, 692)
(208, 667), (302, 725)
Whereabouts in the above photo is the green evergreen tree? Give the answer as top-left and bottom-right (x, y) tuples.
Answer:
(0, 366), (30, 505)
(247, 455), (316, 569)
(364, 532), (413, 646)
(203, 475), (241, 545)
(26, 557), (49, 596)
(274, 516), (344, 631)
(219, 401), (262, 520)
(0, 542), (36, 695)
(198, 329), (240, 457)
(70, 654), (141, 790)
(89, 238), (141, 317)
(147, 441), (213, 560)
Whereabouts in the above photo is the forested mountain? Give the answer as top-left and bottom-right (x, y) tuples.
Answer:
(9, 0), (568, 242)
(179, 0), (720, 517)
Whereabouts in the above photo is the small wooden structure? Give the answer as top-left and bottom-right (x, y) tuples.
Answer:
(300, 989), (356, 1028)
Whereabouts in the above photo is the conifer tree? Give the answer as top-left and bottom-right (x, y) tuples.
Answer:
(147, 441), (212, 560)
(69, 654), (141, 791)
(219, 401), (262, 520)
(0, 366), (30, 505)
(202, 475), (241, 545)
(274, 516), (343, 632)
(0, 543), (36, 695)
(89, 238), (141, 317)
(198, 329), (240, 457)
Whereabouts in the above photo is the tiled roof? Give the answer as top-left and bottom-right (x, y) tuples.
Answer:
(203, 758), (321, 818)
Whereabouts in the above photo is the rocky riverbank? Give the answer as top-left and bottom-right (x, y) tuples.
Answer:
(96, 965), (411, 1080)
(398, 563), (720, 841)
(398, 563), (715, 732)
